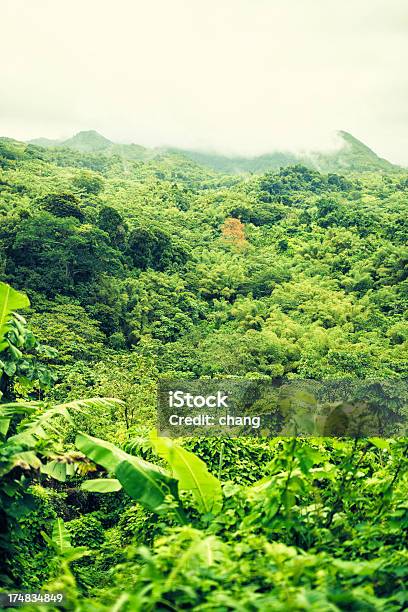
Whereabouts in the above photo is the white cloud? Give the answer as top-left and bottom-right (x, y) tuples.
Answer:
(0, 0), (407, 163)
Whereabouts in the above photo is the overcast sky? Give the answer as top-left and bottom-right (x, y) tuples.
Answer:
(1, 0), (407, 163)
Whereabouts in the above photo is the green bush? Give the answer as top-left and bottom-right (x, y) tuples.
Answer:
(66, 514), (105, 548)
(117, 505), (162, 546)
(183, 436), (275, 484)
(6, 486), (58, 589)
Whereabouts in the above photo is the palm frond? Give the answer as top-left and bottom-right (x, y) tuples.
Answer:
(6, 398), (124, 444)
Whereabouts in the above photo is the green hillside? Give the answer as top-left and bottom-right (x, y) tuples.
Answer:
(1, 134), (407, 610)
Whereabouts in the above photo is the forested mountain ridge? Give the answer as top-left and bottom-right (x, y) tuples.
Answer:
(167, 130), (399, 174)
(28, 128), (401, 174)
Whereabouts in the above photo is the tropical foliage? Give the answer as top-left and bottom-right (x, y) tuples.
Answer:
(0, 136), (407, 610)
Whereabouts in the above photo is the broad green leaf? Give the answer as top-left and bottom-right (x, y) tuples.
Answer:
(0, 418), (10, 436)
(3, 361), (17, 376)
(14, 451), (42, 470)
(52, 518), (72, 554)
(76, 432), (186, 522)
(0, 451), (42, 477)
(369, 437), (390, 450)
(150, 431), (223, 515)
(75, 432), (133, 473)
(42, 529), (88, 562)
(41, 460), (68, 482)
(81, 478), (122, 493)
(0, 402), (39, 445)
(7, 344), (22, 360)
(115, 459), (182, 515)
(0, 402), (38, 417)
(65, 463), (76, 477)
(0, 283), (30, 351)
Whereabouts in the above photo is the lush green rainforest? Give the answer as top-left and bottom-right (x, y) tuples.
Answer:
(0, 136), (407, 610)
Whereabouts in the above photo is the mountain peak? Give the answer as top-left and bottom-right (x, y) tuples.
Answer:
(62, 130), (113, 151)
(329, 130), (397, 172)
(337, 130), (375, 152)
